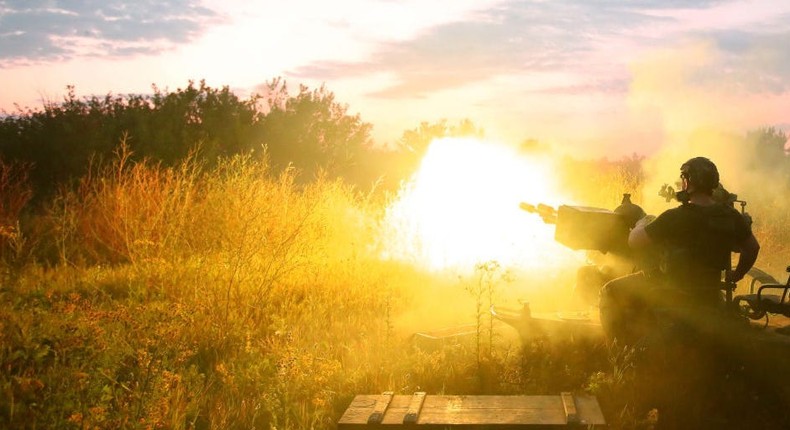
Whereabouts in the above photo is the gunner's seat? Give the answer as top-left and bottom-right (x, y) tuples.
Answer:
(734, 266), (790, 321)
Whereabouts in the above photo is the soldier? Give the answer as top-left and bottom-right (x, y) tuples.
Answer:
(599, 156), (760, 344)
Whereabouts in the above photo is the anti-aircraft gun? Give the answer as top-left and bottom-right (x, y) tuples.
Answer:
(519, 194), (650, 307)
(492, 194), (653, 341)
(492, 186), (790, 425)
(493, 189), (790, 345)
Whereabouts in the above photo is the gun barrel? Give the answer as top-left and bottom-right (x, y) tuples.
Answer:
(519, 202), (537, 212)
(520, 202), (558, 224)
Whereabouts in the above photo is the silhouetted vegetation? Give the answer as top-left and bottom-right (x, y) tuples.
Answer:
(746, 126), (790, 178)
(0, 80), (389, 200)
(259, 78), (374, 183)
(557, 154), (646, 208)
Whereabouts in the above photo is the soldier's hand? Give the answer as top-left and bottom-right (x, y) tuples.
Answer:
(725, 271), (743, 283)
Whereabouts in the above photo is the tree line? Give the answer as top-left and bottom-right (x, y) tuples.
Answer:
(0, 79), (787, 202)
(0, 79), (487, 202)
(0, 80), (347, 197)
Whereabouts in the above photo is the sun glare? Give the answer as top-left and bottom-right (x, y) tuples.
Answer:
(381, 137), (580, 273)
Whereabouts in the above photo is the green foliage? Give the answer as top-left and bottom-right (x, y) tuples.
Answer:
(397, 119), (483, 155)
(739, 127), (790, 269)
(1, 151), (394, 429)
(0, 79), (381, 200)
(746, 126), (789, 174)
(0, 82), (263, 199)
(0, 159), (34, 269)
(259, 78), (374, 183)
(463, 261), (511, 375)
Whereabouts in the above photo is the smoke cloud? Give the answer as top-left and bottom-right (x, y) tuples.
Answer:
(626, 39), (789, 272)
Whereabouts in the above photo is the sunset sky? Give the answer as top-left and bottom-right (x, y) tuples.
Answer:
(2, 0), (789, 157)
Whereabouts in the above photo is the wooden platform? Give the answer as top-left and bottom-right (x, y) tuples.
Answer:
(338, 393), (606, 428)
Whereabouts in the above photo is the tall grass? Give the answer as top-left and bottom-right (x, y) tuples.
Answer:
(1, 147), (398, 429)
(558, 156), (644, 209)
(0, 158), (33, 270)
(1, 148), (789, 429)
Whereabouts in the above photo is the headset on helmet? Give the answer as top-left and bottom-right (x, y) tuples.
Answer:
(680, 157), (719, 194)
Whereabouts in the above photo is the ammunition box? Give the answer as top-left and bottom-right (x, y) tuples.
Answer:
(555, 205), (630, 253)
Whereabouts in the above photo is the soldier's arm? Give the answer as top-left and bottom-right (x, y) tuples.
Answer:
(628, 215), (656, 249)
(727, 233), (760, 283)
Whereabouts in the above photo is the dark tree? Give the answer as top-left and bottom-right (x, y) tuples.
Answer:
(259, 78), (373, 182)
(746, 126), (788, 173)
(0, 81), (265, 197)
(0, 79), (381, 196)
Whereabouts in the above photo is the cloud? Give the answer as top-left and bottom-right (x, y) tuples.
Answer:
(627, 31), (790, 134)
(0, 0), (219, 65)
(626, 28), (790, 215)
(293, 0), (790, 103)
(705, 30), (790, 94)
(290, 0), (736, 99)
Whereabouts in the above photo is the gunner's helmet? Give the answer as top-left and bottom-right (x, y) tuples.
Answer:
(680, 157), (720, 194)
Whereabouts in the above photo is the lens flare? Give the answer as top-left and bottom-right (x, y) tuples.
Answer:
(380, 137), (580, 272)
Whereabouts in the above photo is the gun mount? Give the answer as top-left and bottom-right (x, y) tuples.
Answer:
(519, 195), (649, 299)
(491, 185), (790, 427)
(496, 192), (790, 346)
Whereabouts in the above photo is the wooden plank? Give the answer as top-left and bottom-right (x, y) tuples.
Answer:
(416, 396), (565, 425)
(575, 396), (607, 426)
(367, 391), (394, 425)
(403, 392), (426, 424)
(560, 392), (579, 425)
(337, 394), (606, 428)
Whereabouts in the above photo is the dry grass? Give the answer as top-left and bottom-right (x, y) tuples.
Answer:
(1, 145), (427, 429)
(1, 149), (788, 429)
(0, 158), (33, 268)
